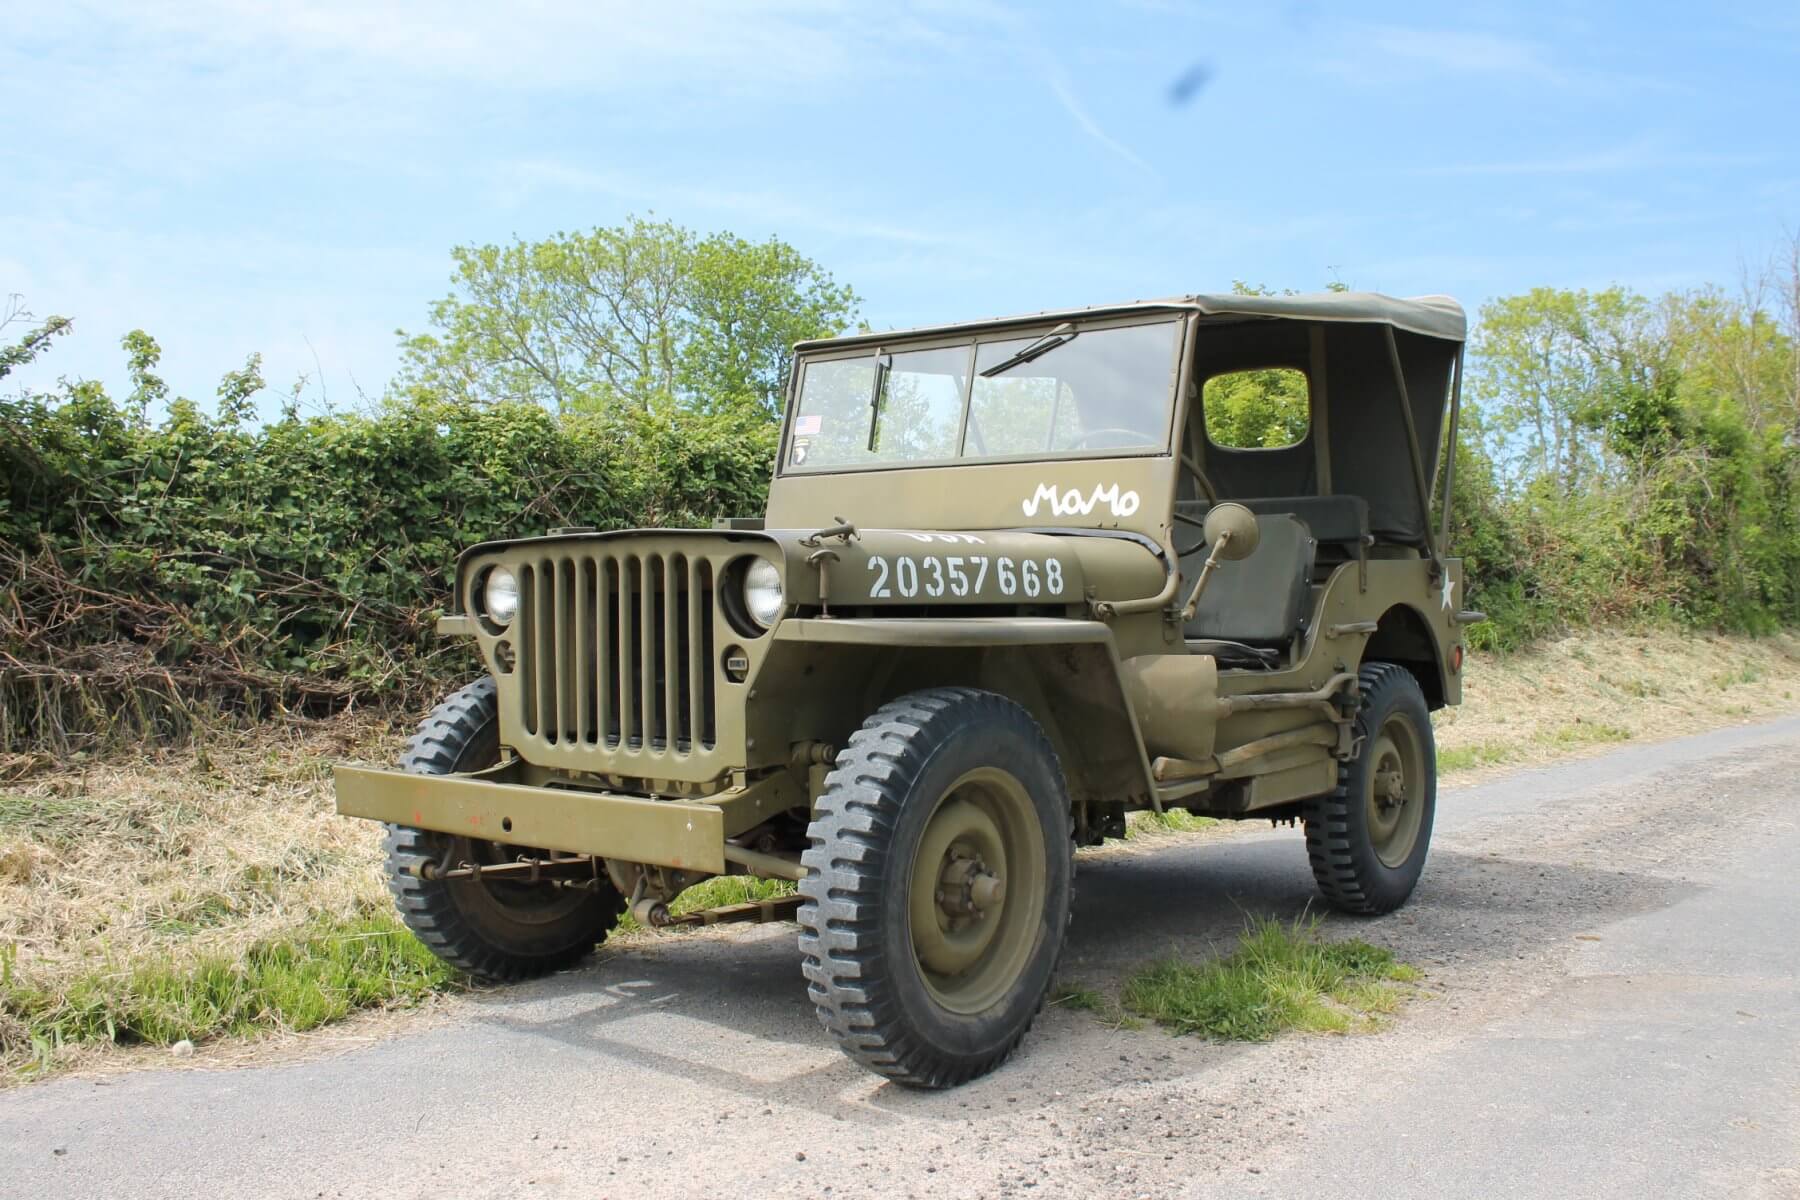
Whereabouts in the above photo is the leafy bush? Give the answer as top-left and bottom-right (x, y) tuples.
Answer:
(1, 332), (777, 750)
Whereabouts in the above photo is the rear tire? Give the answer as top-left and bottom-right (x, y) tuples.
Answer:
(384, 678), (624, 981)
(798, 688), (1072, 1088)
(1302, 662), (1436, 915)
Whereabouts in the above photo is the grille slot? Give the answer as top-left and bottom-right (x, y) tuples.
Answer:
(516, 551), (716, 758)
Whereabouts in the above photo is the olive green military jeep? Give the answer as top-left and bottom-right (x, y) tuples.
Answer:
(336, 290), (1481, 1087)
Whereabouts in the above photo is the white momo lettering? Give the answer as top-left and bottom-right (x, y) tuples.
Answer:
(1020, 483), (1140, 519)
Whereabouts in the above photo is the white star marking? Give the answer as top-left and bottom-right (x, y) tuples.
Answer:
(1440, 576), (1457, 611)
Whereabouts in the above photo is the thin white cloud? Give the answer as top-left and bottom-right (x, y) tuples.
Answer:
(500, 161), (976, 251)
(1363, 26), (1553, 77)
(1324, 21), (1691, 98)
(18, 0), (884, 92)
(1409, 139), (1776, 177)
(1038, 56), (1159, 178)
(497, 158), (1162, 290)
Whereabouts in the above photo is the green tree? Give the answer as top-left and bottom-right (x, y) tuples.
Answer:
(395, 216), (859, 416)
(1461, 269), (1800, 636)
(0, 297), (71, 382)
(1468, 286), (1672, 494)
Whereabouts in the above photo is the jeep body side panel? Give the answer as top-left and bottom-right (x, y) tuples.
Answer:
(1123, 555), (1467, 816)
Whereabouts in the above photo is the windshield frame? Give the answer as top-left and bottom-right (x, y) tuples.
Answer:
(778, 312), (1188, 478)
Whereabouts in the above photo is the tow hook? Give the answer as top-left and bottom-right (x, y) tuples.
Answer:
(800, 517), (858, 547)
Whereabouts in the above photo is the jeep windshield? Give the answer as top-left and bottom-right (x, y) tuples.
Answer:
(783, 317), (1181, 473)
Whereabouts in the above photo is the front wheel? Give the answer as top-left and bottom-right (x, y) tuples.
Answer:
(1303, 662), (1437, 914)
(384, 678), (623, 981)
(798, 688), (1072, 1088)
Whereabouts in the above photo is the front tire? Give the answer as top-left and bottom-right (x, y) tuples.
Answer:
(384, 678), (624, 981)
(1303, 662), (1437, 914)
(798, 688), (1072, 1088)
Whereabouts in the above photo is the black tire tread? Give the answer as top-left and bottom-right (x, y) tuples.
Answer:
(1302, 661), (1432, 915)
(797, 687), (1069, 1089)
(383, 678), (623, 982)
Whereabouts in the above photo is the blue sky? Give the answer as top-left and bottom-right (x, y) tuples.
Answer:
(4, 1), (1796, 415)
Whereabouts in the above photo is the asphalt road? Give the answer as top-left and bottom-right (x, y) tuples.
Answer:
(5, 716), (1798, 1199)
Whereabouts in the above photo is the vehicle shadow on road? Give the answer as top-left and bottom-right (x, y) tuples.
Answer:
(456, 831), (1691, 1117)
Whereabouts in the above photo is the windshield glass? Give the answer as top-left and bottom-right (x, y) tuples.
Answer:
(785, 318), (1180, 473)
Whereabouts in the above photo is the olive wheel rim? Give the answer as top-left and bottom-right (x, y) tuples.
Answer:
(906, 767), (1046, 1015)
(1364, 712), (1426, 868)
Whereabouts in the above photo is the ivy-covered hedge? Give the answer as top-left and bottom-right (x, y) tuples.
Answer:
(1, 387), (776, 749)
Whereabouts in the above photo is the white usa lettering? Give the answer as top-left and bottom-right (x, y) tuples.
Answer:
(898, 531), (986, 544)
(1020, 483), (1141, 519)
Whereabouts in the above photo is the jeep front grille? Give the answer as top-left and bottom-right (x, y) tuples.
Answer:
(514, 551), (718, 761)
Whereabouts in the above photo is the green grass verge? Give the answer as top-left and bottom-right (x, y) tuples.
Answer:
(2, 907), (454, 1079)
(1123, 808), (1220, 839)
(611, 874), (797, 935)
(1439, 720), (1631, 773)
(1121, 915), (1421, 1040)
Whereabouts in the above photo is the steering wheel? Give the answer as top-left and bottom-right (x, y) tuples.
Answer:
(1067, 427), (1153, 451)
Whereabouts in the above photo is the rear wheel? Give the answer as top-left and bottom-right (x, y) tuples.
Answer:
(384, 678), (623, 981)
(798, 688), (1072, 1088)
(1303, 662), (1436, 915)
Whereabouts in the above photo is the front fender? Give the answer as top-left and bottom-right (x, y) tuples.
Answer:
(756, 617), (1157, 816)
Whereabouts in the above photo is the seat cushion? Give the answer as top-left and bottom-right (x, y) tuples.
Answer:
(1180, 513), (1317, 646)
(1174, 494), (1369, 549)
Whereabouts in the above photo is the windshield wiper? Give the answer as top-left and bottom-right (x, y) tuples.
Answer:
(979, 322), (1077, 378)
(866, 351), (892, 452)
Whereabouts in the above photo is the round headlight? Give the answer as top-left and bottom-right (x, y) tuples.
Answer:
(743, 559), (784, 628)
(484, 566), (520, 626)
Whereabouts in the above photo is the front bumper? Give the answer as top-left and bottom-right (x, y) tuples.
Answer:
(334, 762), (728, 874)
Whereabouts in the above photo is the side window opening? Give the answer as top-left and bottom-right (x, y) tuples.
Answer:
(1202, 366), (1310, 449)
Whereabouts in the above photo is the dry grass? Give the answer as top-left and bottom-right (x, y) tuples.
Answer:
(1435, 629), (1800, 775)
(3, 629), (1798, 1080)
(0, 715), (406, 970)
(0, 714), (416, 1079)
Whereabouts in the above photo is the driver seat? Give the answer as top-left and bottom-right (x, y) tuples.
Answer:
(1179, 514), (1317, 651)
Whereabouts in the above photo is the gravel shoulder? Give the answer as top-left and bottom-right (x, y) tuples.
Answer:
(4, 714), (1798, 1199)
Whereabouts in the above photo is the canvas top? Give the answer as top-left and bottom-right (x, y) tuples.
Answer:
(794, 290), (1467, 352)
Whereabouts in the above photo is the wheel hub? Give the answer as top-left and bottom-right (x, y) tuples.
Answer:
(1364, 717), (1426, 869)
(905, 768), (1046, 1015)
(935, 848), (1005, 922)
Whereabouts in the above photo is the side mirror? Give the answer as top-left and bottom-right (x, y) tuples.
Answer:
(1201, 502), (1260, 561)
(1180, 503), (1261, 622)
